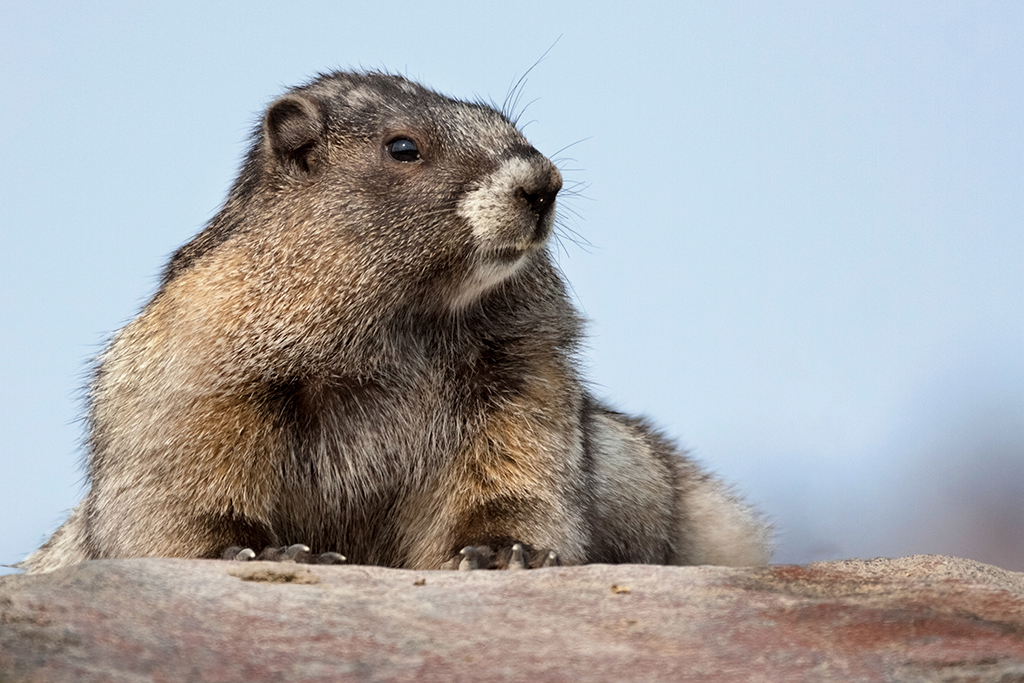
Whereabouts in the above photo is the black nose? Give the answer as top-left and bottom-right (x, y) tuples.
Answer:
(521, 187), (558, 224)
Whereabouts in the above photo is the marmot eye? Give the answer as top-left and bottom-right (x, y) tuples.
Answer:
(387, 137), (421, 162)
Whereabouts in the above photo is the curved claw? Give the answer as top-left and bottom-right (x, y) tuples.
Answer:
(284, 544), (311, 562)
(508, 543), (527, 570)
(234, 548), (256, 562)
(318, 552), (346, 565)
(540, 550), (560, 568)
(222, 546), (243, 560)
(458, 546), (478, 571)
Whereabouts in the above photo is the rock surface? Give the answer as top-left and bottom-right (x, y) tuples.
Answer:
(1, 555), (1022, 682)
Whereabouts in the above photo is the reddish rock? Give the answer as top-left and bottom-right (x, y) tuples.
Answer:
(1, 555), (1022, 682)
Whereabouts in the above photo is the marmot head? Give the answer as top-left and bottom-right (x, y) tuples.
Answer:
(171, 71), (563, 315)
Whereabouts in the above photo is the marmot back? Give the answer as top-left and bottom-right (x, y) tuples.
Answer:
(22, 70), (771, 574)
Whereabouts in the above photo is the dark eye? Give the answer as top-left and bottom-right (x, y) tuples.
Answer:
(387, 137), (421, 162)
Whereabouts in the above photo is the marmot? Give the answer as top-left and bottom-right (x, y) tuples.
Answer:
(22, 70), (771, 573)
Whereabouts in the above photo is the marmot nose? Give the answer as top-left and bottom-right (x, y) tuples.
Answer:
(521, 187), (558, 224)
(519, 164), (562, 226)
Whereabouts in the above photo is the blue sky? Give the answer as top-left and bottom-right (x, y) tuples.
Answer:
(2, 1), (1022, 572)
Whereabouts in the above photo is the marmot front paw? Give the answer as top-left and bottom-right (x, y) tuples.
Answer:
(445, 543), (561, 570)
(221, 544), (346, 565)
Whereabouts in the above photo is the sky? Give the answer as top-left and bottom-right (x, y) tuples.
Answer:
(2, 1), (1022, 573)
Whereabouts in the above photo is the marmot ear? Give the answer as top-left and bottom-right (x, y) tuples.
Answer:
(264, 94), (324, 176)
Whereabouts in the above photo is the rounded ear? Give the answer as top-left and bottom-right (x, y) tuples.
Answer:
(264, 94), (324, 176)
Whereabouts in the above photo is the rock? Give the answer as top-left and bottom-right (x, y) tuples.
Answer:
(1, 555), (1022, 682)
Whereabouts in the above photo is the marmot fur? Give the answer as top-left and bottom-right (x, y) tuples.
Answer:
(23, 70), (770, 573)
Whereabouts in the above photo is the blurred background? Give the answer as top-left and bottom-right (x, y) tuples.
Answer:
(2, 1), (1021, 573)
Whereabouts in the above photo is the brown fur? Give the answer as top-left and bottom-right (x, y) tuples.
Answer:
(22, 70), (770, 574)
